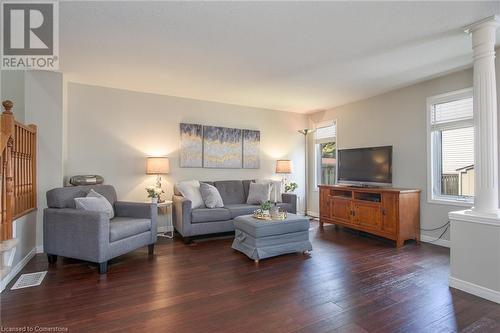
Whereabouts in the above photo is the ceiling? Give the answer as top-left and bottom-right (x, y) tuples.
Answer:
(60, 1), (500, 114)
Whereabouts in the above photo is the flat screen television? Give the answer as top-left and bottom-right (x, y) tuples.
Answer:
(337, 146), (393, 187)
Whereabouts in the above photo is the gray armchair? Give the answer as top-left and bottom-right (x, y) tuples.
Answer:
(43, 185), (157, 274)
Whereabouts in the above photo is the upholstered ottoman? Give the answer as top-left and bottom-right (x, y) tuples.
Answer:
(232, 213), (312, 262)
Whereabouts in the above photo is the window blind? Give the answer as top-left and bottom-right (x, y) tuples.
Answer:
(431, 97), (473, 131)
(315, 122), (336, 144)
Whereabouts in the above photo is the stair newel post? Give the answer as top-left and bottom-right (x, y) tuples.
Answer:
(1, 100), (15, 241)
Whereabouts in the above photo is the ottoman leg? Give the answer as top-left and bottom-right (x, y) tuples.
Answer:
(254, 259), (259, 263)
(303, 250), (311, 255)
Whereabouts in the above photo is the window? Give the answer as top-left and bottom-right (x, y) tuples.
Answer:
(427, 88), (474, 205)
(315, 121), (337, 187)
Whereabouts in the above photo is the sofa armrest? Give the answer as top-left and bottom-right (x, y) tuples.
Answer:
(114, 201), (158, 243)
(172, 195), (192, 237)
(43, 208), (109, 263)
(282, 193), (297, 214)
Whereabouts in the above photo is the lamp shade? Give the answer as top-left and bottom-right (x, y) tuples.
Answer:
(276, 160), (292, 174)
(146, 157), (170, 174)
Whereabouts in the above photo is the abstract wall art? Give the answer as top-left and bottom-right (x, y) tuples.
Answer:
(179, 123), (203, 168)
(203, 126), (243, 168)
(243, 130), (260, 169)
(179, 123), (260, 169)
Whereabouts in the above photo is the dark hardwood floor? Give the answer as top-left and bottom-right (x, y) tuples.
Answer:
(2, 221), (500, 333)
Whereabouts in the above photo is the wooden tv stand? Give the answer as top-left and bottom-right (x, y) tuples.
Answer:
(318, 185), (421, 247)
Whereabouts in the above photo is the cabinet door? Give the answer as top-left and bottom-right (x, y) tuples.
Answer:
(320, 188), (331, 218)
(353, 202), (381, 230)
(381, 193), (399, 234)
(332, 197), (352, 223)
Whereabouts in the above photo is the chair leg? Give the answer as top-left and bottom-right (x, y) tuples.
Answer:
(47, 254), (57, 264)
(148, 244), (155, 255)
(98, 261), (108, 274)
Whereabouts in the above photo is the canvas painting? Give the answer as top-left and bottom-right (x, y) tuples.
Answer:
(243, 130), (260, 169)
(180, 123), (203, 168)
(203, 126), (242, 168)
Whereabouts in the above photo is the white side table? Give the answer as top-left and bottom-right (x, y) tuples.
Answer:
(148, 200), (174, 238)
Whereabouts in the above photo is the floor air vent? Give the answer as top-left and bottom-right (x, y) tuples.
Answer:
(11, 271), (47, 290)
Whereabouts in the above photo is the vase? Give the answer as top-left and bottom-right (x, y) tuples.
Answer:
(270, 205), (279, 217)
(151, 197), (158, 204)
(262, 210), (270, 215)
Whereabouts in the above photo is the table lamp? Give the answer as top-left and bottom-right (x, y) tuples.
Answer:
(146, 157), (170, 200)
(276, 160), (293, 182)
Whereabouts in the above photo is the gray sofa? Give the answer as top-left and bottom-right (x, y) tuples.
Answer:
(43, 185), (157, 274)
(173, 180), (297, 240)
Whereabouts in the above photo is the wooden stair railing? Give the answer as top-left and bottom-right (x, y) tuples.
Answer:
(1, 101), (15, 242)
(0, 101), (37, 242)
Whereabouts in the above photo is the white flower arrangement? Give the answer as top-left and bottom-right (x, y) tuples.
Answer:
(146, 186), (164, 198)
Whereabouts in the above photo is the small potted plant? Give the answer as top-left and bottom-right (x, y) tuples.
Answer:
(285, 182), (298, 193)
(146, 186), (163, 203)
(260, 201), (272, 215)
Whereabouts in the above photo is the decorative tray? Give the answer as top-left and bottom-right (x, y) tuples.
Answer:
(252, 209), (272, 220)
(252, 210), (287, 221)
(252, 213), (273, 220)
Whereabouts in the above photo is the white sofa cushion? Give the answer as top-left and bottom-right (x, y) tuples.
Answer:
(256, 179), (283, 203)
(176, 180), (205, 208)
(246, 182), (271, 205)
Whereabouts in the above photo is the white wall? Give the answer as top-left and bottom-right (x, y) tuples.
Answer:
(66, 83), (308, 211)
(308, 68), (474, 241)
(24, 71), (64, 248)
(1, 71), (25, 122)
(11, 212), (36, 260)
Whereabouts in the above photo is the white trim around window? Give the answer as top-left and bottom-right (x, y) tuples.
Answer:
(313, 119), (337, 191)
(426, 87), (474, 207)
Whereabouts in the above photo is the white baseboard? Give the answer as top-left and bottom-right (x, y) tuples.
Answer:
(307, 211), (319, 218)
(449, 276), (500, 304)
(36, 245), (44, 254)
(1, 247), (36, 293)
(420, 234), (450, 248)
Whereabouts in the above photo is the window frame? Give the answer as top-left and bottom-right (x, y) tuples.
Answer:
(426, 87), (474, 207)
(313, 119), (337, 191)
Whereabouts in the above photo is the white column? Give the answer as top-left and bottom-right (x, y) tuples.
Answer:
(468, 16), (500, 215)
(448, 16), (500, 305)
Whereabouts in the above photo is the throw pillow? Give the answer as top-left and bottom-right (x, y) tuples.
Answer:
(246, 182), (272, 205)
(75, 189), (115, 219)
(200, 182), (224, 208)
(176, 180), (205, 208)
(256, 179), (283, 203)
